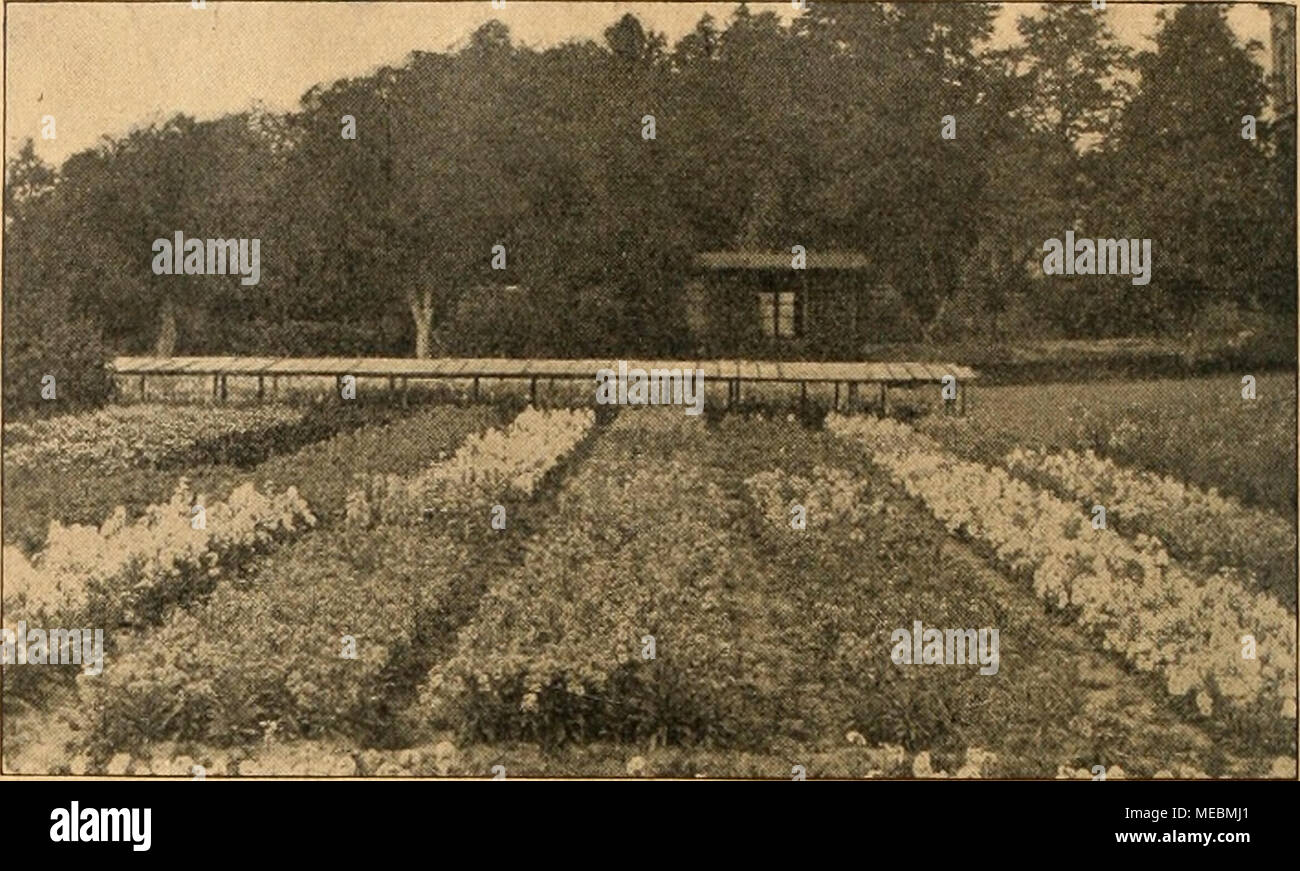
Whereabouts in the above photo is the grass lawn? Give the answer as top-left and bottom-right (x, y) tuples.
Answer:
(918, 373), (1297, 516)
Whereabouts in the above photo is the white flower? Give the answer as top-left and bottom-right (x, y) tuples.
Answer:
(827, 414), (1296, 733)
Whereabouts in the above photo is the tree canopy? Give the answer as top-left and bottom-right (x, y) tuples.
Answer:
(4, 4), (1292, 368)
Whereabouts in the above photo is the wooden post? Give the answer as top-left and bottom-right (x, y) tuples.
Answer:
(880, 383), (889, 417)
(219, 374), (228, 402)
(800, 381), (807, 415)
(140, 375), (147, 400)
(257, 376), (265, 401)
(473, 377), (480, 402)
(530, 376), (538, 408)
(772, 292), (780, 351)
(833, 381), (840, 412)
(212, 374), (219, 400)
(402, 378), (410, 409)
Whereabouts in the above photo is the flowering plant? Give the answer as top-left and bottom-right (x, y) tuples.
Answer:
(4, 478), (315, 630)
(745, 466), (884, 539)
(420, 411), (760, 748)
(828, 414), (1296, 734)
(345, 407), (593, 527)
(5, 404), (305, 474)
(1003, 445), (1295, 609)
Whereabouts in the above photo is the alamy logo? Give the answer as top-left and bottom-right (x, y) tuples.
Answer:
(1041, 230), (1152, 286)
(151, 231), (261, 286)
(890, 621), (1000, 675)
(1, 621), (104, 675)
(595, 361), (705, 416)
(50, 802), (151, 851)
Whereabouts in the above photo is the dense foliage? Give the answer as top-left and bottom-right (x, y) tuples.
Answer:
(3, 398), (1294, 777)
(1003, 445), (1296, 609)
(829, 414), (1296, 752)
(76, 408), (589, 752)
(3, 404), (306, 474)
(2, 4), (1290, 399)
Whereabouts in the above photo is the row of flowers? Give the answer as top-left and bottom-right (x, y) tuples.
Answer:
(423, 410), (1068, 756)
(344, 407), (594, 527)
(418, 411), (761, 747)
(744, 465), (886, 539)
(20, 724), (1292, 776)
(826, 414), (1297, 735)
(78, 530), (458, 751)
(1002, 445), (1296, 609)
(12, 738), (1000, 778)
(3, 478), (315, 632)
(4, 404), (306, 474)
(74, 409), (574, 751)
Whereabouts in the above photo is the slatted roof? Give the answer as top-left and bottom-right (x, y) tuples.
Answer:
(111, 356), (977, 383)
(695, 250), (871, 270)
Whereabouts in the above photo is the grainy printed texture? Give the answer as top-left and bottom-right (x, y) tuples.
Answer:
(1, 1), (1296, 781)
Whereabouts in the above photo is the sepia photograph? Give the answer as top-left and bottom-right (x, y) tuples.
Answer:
(1, 0), (1296, 816)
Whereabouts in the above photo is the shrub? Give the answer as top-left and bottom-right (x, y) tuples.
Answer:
(2, 295), (112, 418)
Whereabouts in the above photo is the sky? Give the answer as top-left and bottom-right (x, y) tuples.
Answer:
(4, 2), (1277, 167)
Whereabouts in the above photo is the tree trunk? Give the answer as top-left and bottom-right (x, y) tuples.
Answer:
(919, 295), (948, 346)
(414, 319), (431, 359)
(409, 289), (434, 359)
(918, 253), (947, 345)
(154, 297), (178, 357)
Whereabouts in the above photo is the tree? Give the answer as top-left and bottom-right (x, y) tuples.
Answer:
(1106, 4), (1278, 327)
(3, 142), (114, 414)
(4, 140), (57, 225)
(1015, 4), (1132, 149)
(949, 6), (1133, 338)
(796, 2), (1009, 341)
(49, 114), (286, 355)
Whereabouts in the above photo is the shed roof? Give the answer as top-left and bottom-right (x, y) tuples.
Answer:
(695, 250), (871, 270)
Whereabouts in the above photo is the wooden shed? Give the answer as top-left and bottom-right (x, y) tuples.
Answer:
(685, 249), (897, 359)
